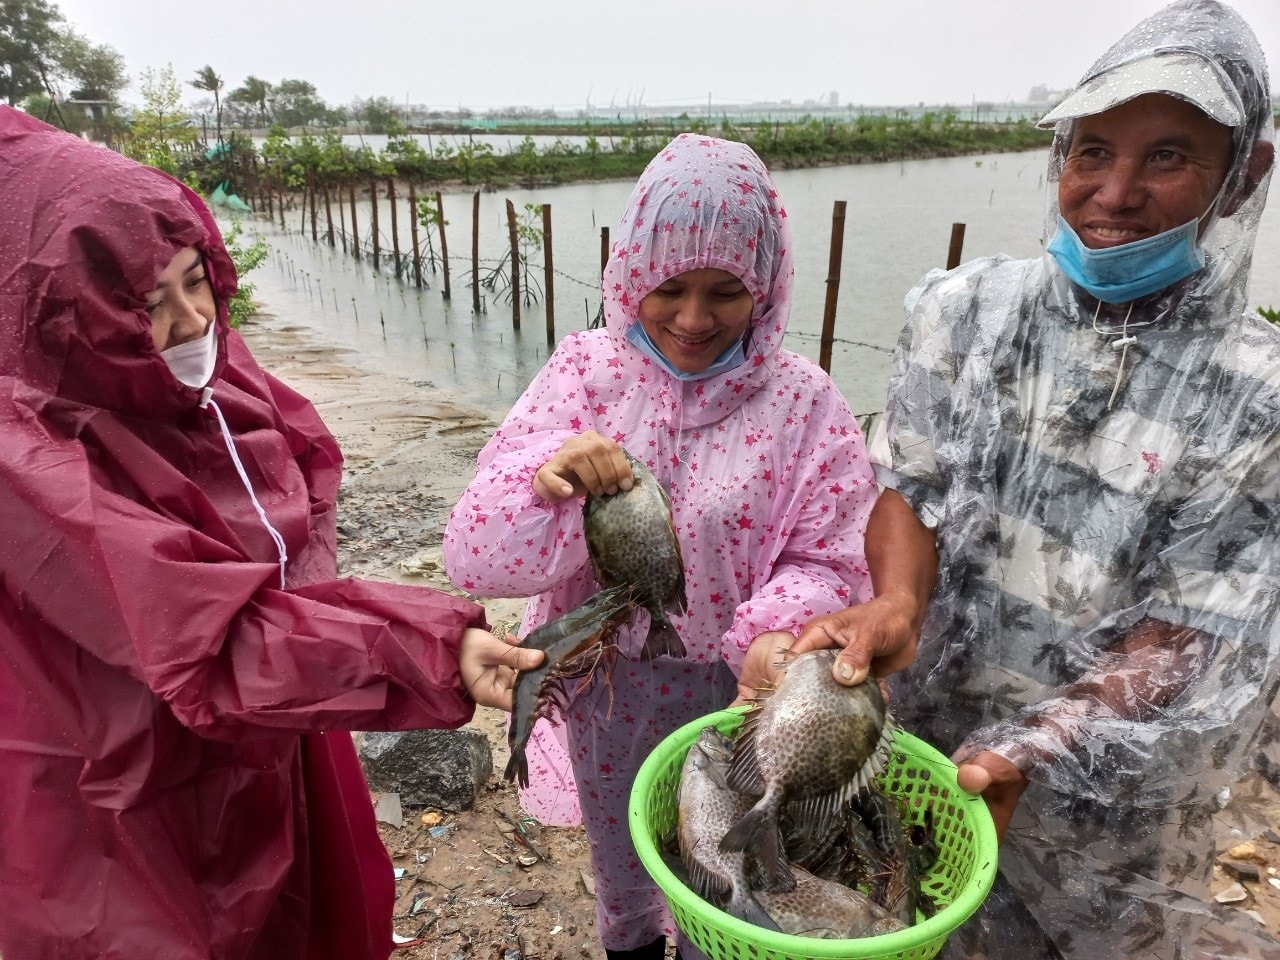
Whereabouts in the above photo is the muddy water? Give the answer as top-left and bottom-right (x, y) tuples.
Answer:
(235, 147), (1280, 421)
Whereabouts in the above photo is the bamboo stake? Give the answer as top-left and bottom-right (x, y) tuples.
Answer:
(259, 157), (271, 218)
(436, 191), (451, 301)
(338, 185), (348, 254)
(369, 180), (381, 270)
(322, 178), (334, 247)
(946, 222), (966, 270)
(471, 191), (481, 313)
(542, 203), (554, 343)
(388, 179), (401, 279)
(277, 168), (287, 230)
(348, 183), (360, 262)
(506, 199), (521, 329)
(819, 200), (847, 374)
(408, 182), (423, 288)
(307, 168), (318, 243)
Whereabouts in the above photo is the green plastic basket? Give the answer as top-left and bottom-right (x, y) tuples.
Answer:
(629, 708), (998, 960)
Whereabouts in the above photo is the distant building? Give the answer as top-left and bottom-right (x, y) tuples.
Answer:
(65, 98), (112, 123)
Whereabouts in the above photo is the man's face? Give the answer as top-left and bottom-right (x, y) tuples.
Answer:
(1058, 93), (1234, 248)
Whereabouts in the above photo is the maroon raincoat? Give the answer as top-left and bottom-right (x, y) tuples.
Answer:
(0, 107), (486, 960)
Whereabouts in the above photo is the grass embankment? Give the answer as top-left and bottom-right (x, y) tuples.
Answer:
(182, 114), (1055, 198)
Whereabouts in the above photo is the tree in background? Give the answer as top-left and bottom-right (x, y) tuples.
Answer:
(123, 65), (198, 175)
(0, 0), (62, 105)
(271, 78), (341, 130)
(227, 74), (271, 128)
(189, 64), (223, 145)
(350, 95), (401, 134)
(56, 29), (125, 102)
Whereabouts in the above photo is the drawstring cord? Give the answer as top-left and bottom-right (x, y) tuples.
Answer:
(201, 388), (289, 589)
(1091, 300), (1136, 411)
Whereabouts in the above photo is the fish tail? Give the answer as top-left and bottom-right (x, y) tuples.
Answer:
(719, 799), (795, 892)
(639, 615), (686, 659)
(725, 885), (781, 932)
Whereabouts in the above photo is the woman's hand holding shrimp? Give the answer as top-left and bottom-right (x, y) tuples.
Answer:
(459, 628), (545, 712)
(532, 431), (634, 504)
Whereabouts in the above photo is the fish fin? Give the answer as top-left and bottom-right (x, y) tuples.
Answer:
(639, 615), (686, 659)
(719, 797), (794, 893)
(683, 855), (730, 902)
(725, 723), (765, 796)
(725, 887), (781, 932)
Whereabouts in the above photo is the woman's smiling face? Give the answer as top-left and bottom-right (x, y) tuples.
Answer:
(636, 268), (754, 374)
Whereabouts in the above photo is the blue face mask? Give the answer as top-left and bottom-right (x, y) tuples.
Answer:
(624, 322), (749, 381)
(1047, 214), (1206, 304)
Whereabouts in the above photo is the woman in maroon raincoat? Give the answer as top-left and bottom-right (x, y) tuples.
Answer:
(0, 107), (540, 960)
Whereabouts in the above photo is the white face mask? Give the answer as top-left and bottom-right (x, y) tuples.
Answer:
(161, 323), (218, 388)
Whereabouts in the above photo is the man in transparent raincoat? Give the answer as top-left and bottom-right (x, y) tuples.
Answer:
(799, 1), (1279, 956)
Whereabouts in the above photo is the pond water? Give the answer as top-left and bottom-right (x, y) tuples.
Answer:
(234, 147), (1280, 421)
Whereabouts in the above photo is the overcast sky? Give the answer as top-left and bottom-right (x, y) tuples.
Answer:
(50, 0), (1280, 111)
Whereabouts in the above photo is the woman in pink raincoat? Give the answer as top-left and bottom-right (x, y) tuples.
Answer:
(444, 134), (878, 959)
(0, 107), (540, 960)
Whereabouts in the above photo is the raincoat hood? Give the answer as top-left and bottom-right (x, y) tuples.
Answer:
(1, 106), (235, 416)
(1042, 0), (1274, 318)
(602, 134), (793, 422)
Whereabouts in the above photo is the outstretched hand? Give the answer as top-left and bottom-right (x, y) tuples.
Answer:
(730, 630), (797, 706)
(458, 628), (545, 712)
(790, 592), (920, 687)
(954, 750), (1027, 843)
(533, 431), (633, 504)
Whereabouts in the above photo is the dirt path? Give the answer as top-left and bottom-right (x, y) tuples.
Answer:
(239, 310), (1280, 958)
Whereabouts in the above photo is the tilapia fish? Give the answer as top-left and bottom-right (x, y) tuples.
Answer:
(720, 649), (895, 890)
(677, 727), (778, 932)
(584, 451), (687, 659)
(756, 866), (906, 939)
(504, 583), (638, 787)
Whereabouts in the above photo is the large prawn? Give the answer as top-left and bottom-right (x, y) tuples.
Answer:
(504, 583), (640, 787)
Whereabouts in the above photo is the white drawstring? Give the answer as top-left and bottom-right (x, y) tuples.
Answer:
(202, 390), (289, 588)
(1091, 300), (1136, 411)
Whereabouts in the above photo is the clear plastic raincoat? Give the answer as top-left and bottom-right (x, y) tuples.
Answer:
(871, 3), (1280, 956)
(444, 134), (877, 950)
(0, 108), (488, 960)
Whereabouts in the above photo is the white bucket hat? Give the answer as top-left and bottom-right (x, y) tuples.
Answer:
(1037, 51), (1243, 128)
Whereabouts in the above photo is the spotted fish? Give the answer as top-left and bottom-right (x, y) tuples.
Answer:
(583, 450), (686, 659)
(719, 649), (895, 890)
(677, 727), (778, 931)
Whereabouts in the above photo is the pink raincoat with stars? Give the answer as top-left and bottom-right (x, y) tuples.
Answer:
(444, 134), (876, 950)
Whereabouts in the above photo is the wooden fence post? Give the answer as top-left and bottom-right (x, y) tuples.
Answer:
(408, 182), (423, 288)
(946, 222), (966, 269)
(471, 191), (481, 313)
(436, 192), (451, 300)
(322, 179), (335, 247)
(369, 180), (381, 270)
(387, 178), (401, 279)
(819, 200), (847, 374)
(542, 203), (554, 343)
(307, 168), (318, 243)
(506, 199), (521, 329)
(338, 186), (348, 254)
(348, 183), (360, 261)
(600, 225), (610, 275)
(277, 169), (287, 230)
